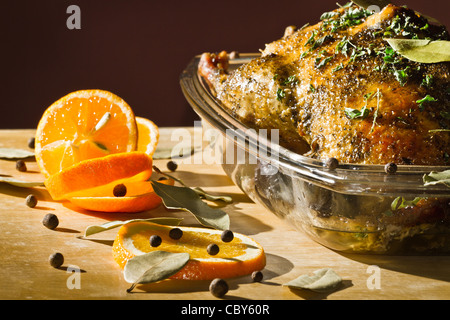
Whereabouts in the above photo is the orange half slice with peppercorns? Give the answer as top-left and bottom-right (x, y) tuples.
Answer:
(35, 90), (138, 178)
(112, 221), (266, 280)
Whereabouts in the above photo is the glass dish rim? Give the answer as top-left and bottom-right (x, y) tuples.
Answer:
(180, 53), (450, 198)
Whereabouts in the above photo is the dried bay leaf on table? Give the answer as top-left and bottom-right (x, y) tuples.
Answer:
(124, 251), (190, 292)
(152, 146), (195, 160)
(0, 148), (35, 160)
(283, 268), (343, 293)
(0, 176), (44, 188)
(0, 148), (41, 188)
(385, 39), (450, 63)
(192, 187), (233, 204)
(152, 166), (233, 204)
(151, 181), (230, 231)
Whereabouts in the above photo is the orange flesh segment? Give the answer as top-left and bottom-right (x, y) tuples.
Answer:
(39, 97), (133, 150)
(35, 90), (137, 178)
(136, 117), (160, 156)
(131, 229), (247, 260)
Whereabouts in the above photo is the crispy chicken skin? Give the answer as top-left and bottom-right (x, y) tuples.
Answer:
(199, 4), (450, 165)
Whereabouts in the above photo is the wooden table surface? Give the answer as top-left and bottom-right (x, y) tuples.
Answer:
(0, 128), (449, 301)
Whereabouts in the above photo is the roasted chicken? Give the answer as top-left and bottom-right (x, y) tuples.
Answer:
(199, 3), (450, 166)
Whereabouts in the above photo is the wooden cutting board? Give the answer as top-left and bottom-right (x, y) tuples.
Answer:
(0, 128), (449, 301)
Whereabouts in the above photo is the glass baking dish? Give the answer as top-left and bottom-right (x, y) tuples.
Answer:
(180, 53), (450, 255)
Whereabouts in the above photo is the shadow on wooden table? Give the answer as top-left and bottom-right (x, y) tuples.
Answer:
(339, 252), (450, 283)
(168, 170), (235, 188)
(127, 252), (294, 296)
(128, 281), (253, 300)
(0, 183), (52, 202)
(263, 252), (295, 280)
(128, 279), (212, 295)
(63, 200), (184, 221)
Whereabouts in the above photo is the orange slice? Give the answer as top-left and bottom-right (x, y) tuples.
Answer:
(68, 179), (174, 213)
(35, 90), (137, 178)
(136, 117), (159, 156)
(45, 152), (153, 201)
(112, 221), (266, 280)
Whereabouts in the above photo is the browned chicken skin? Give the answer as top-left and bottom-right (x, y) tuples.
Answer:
(199, 4), (450, 166)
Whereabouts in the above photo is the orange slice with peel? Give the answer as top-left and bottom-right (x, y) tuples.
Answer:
(136, 117), (159, 156)
(69, 179), (174, 213)
(112, 221), (266, 280)
(45, 152), (153, 201)
(35, 90), (137, 178)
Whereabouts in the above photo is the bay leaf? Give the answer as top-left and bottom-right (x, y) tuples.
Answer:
(83, 217), (183, 237)
(152, 166), (233, 204)
(351, 0), (391, 10)
(0, 148), (35, 160)
(192, 187), (233, 204)
(0, 176), (44, 188)
(124, 251), (190, 292)
(152, 146), (195, 160)
(385, 38), (450, 63)
(151, 181), (230, 230)
(283, 268), (343, 293)
(391, 197), (422, 211)
(423, 170), (450, 188)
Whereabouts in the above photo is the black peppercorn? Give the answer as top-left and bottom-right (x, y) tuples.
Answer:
(251, 270), (264, 282)
(42, 213), (59, 230)
(16, 160), (27, 172)
(221, 230), (234, 243)
(49, 252), (64, 268)
(207, 244), (220, 256)
(209, 278), (229, 298)
(28, 137), (35, 149)
(113, 184), (127, 197)
(25, 194), (37, 208)
(167, 161), (178, 172)
(385, 162), (398, 175)
(169, 228), (183, 240)
(325, 158), (339, 170)
(150, 235), (162, 247)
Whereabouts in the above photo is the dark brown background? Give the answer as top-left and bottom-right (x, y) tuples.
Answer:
(2, 0), (449, 129)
